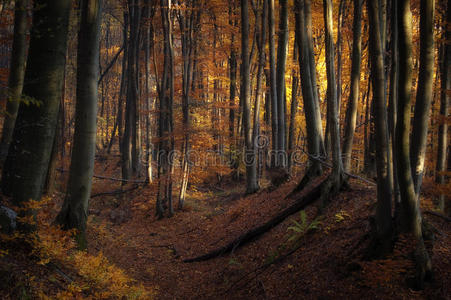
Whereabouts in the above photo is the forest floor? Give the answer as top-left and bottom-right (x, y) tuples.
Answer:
(1, 155), (450, 299)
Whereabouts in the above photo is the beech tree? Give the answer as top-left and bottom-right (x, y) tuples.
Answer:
(241, 0), (259, 194)
(0, 0), (28, 164)
(436, 0), (450, 213)
(56, 0), (102, 249)
(367, 0), (393, 257)
(2, 0), (71, 205)
(396, 0), (432, 288)
(342, 0), (362, 172)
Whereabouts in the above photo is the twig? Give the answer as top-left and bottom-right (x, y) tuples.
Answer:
(90, 185), (139, 198)
(57, 168), (146, 183)
(424, 210), (451, 222)
(298, 148), (376, 186)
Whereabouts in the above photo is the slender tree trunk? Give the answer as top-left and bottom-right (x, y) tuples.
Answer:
(436, 0), (450, 212)
(293, 0), (322, 191)
(288, 39), (299, 172)
(389, 0), (400, 217)
(56, 0), (101, 249)
(0, 0), (28, 164)
(276, 0), (288, 167)
(396, 0), (431, 288)
(122, 0), (141, 180)
(367, 0), (393, 257)
(229, 0), (238, 175)
(242, 0), (259, 194)
(305, 0), (324, 155)
(410, 0), (435, 197)
(2, 0), (71, 205)
(324, 0), (343, 181)
(342, 0), (362, 172)
(268, 0), (279, 163)
(252, 0), (267, 183)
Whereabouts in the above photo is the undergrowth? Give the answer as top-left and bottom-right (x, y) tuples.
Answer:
(0, 198), (155, 299)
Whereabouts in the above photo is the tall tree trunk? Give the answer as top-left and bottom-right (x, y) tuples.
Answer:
(410, 0), (435, 196)
(276, 0), (288, 167)
(2, 0), (71, 205)
(157, 0), (175, 217)
(293, 0), (322, 191)
(56, 0), (102, 249)
(389, 0), (400, 217)
(0, 0), (28, 164)
(252, 0), (267, 183)
(268, 0), (278, 164)
(436, 0), (450, 212)
(241, 0), (259, 194)
(288, 39), (299, 172)
(324, 0), (343, 181)
(305, 0), (325, 155)
(342, 0), (362, 172)
(229, 0), (238, 175)
(367, 0), (393, 257)
(396, 0), (431, 288)
(122, 0), (141, 180)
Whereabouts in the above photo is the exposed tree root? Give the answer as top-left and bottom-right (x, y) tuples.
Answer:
(184, 182), (324, 263)
(285, 163), (322, 199)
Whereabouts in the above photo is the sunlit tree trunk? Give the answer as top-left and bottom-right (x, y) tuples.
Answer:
(0, 0), (28, 164)
(56, 0), (102, 249)
(293, 0), (322, 191)
(242, 0), (259, 194)
(2, 0), (71, 205)
(396, 0), (431, 288)
(342, 0), (362, 172)
(305, 0), (324, 155)
(252, 0), (267, 181)
(324, 0), (343, 181)
(410, 0), (435, 197)
(229, 0), (238, 175)
(276, 0), (288, 167)
(288, 39), (299, 173)
(267, 0), (278, 164)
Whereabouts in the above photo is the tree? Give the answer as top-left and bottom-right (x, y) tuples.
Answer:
(367, 0), (393, 257)
(411, 0), (435, 197)
(122, 0), (142, 180)
(177, 0), (200, 207)
(436, 0), (450, 213)
(2, 0), (71, 205)
(293, 0), (323, 192)
(396, 0), (431, 288)
(342, 0), (362, 172)
(242, 0), (259, 194)
(156, 0), (176, 217)
(267, 0), (278, 164)
(0, 0), (28, 164)
(56, 0), (102, 249)
(276, 0), (288, 167)
(322, 0), (345, 197)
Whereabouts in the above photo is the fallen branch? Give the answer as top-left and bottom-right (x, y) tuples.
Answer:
(90, 185), (139, 199)
(424, 210), (451, 222)
(57, 168), (146, 183)
(183, 182), (323, 263)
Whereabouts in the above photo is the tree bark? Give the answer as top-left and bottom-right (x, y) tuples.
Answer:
(267, 0), (279, 163)
(242, 0), (259, 194)
(2, 0), (71, 205)
(436, 0), (450, 212)
(410, 0), (435, 197)
(367, 0), (393, 257)
(56, 0), (102, 249)
(0, 0), (28, 164)
(396, 0), (431, 288)
(342, 0), (362, 172)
